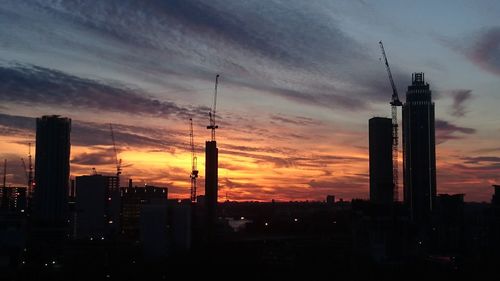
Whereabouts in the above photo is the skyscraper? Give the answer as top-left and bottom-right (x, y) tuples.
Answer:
(33, 115), (71, 225)
(369, 117), (393, 205)
(402, 73), (437, 222)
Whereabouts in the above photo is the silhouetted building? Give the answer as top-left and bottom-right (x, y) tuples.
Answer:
(205, 141), (218, 228)
(402, 73), (436, 222)
(326, 195), (336, 205)
(167, 199), (192, 254)
(33, 115), (71, 225)
(369, 117), (393, 205)
(75, 175), (120, 239)
(432, 194), (465, 253)
(121, 185), (168, 241)
(492, 185), (500, 206)
(0, 187), (27, 213)
(140, 195), (168, 258)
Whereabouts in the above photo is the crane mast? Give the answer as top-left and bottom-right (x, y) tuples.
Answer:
(2, 159), (6, 189)
(109, 124), (122, 187)
(207, 74), (220, 141)
(27, 143), (33, 198)
(379, 41), (402, 202)
(189, 118), (198, 202)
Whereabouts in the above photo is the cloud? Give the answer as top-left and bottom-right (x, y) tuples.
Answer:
(0, 113), (182, 150)
(469, 27), (500, 76)
(435, 119), (476, 143)
(439, 26), (500, 77)
(448, 89), (473, 117)
(71, 149), (115, 166)
(0, 64), (206, 120)
(461, 156), (500, 165)
(0, 0), (404, 112)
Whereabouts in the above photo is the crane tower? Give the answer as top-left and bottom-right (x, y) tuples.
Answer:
(379, 41), (402, 202)
(189, 118), (198, 202)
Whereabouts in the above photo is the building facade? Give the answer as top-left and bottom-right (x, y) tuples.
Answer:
(402, 73), (437, 222)
(205, 140), (218, 228)
(33, 115), (71, 225)
(75, 175), (120, 239)
(369, 117), (394, 205)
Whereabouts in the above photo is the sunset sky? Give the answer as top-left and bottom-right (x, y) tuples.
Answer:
(0, 0), (499, 202)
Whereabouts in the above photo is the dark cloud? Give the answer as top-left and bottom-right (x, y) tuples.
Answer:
(449, 89), (473, 117)
(0, 0), (403, 112)
(0, 64), (205, 120)
(71, 150), (115, 166)
(269, 114), (322, 126)
(469, 27), (500, 76)
(440, 26), (500, 76)
(435, 119), (476, 143)
(462, 156), (500, 164)
(0, 113), (182, 151)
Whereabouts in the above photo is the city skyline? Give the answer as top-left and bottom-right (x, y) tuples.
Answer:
(1, 0), (499, 202)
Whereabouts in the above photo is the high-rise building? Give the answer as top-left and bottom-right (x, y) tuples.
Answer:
(75, 175), (120, 239)
(121, 185), (168, 241)
(33, 115), (71, 225)
(402, 73), (437, 222)
(205, 141), (218, 227)
(369, 117), (393, 205)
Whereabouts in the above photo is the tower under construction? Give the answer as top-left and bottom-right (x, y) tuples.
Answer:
(205, 74), (220, 228)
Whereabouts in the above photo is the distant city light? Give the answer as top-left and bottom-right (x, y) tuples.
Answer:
(240, 216), (245, 220)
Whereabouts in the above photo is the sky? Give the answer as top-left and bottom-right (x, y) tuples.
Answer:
(0, 0), (499, 202)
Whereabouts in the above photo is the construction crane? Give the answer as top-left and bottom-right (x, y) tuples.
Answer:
(20, 143), (34, 198)
(379, 41), (403, 202)
(2, 159), (6, 189)
(207, 74), (220, 141)
(21, 158), (29, 187)
(189, 118), (199, 202)
(2, 159), (6, 207)
(109, 124), (122, 185)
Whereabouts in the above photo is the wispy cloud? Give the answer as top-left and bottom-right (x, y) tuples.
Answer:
(0, 0), (404, 112)
(435, 119), (476, 143)
(469, 27), (500, 76)
(0, 113), (182, 150)
(439, 26), (500, 77)
(449, 89), (473, 117)
(0, 64), (207, 120)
